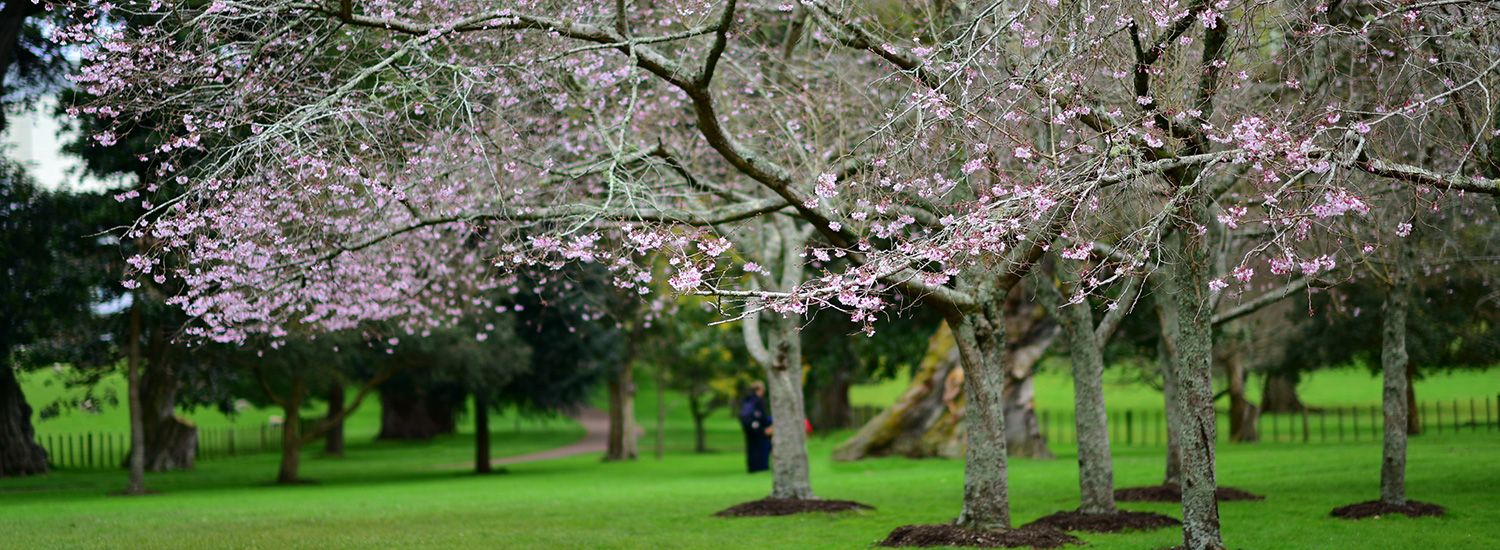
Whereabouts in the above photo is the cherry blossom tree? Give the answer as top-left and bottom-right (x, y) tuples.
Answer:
(63, 0), (1500, 546)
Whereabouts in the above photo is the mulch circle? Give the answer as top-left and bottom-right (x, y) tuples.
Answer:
(1025, 509), (1180, 533)
(1330, 500), (1444, 519)
(878, 524), (1082, 549)
(1114, 484), (1264, 502)
(713, 497), (874, 517)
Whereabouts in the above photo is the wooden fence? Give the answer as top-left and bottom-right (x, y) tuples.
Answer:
(36, 425), (284, 470)
(38, 395), (1500, 468)
(849, 394), (1500, 447)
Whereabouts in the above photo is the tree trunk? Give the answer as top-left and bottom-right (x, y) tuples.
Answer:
(377, 390), (457, 441)
(688, 390), (709, 453)
(1165, 219), (1224, 549)
(277, 385), (303, 484)
(655, 363), (666, 460)
(124, 303), (148, 494)
(1380, 270), (1411, 507)
(322, 385), (345, 457)
(812, 363), (855, 431)
(1156, 310), (1183, 486)
(1260, 373), (1305, 413)
(128, 324), (196, 472)
(605, 361), (638, 461)
(833, 323), (964, 460)
(0, 364), (48, 477)
(834, 290), (1057, 462)
(1055, 284), (1115, 514)
(952, 297), (1011, 530)
(474, 393), (491, 473)
(1405, 361), (1420, 435)
(764, 314), (813, 499)
(1226, 354), (1258, 443)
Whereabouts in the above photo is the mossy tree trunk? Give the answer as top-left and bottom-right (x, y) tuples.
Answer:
(1166, 205), (1225, 550)
(1043, 268), (1115, 514)
(1380, 250), (1412, 507)
(833, 285), (1057, 463)
(951, 290), (1011, 530)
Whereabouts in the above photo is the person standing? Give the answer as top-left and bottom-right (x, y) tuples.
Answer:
(739, 381), (773, 473)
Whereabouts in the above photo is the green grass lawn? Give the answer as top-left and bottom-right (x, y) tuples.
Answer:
(850, 362), (1500, 412)
(4, 370), (1499, 549)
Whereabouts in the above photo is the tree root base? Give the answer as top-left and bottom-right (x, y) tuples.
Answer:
(1025, 509), (1180, 533)
(878, 524), (1081, 548)
(713, 497), (873, 517)
(1114, 483), (1264, 502)
(1330, 500), (1444, 519)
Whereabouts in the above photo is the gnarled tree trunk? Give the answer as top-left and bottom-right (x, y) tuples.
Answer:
(834, 286), (1057, 462)
(136, 346), (197, 471)
(0, 365), (48, 477)
(833, 323), (963, 460)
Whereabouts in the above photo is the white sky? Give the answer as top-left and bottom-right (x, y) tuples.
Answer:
(4, 97), (124, 192)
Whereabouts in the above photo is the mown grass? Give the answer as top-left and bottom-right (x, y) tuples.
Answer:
(850, 363), (1500, 412)
(4, 370), (1498, 549)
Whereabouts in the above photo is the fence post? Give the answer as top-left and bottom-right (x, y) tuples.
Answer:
(1125, 410), (1134, 446)
(1319, 410), (1326, 442)
(1469, 399), (1476, 433)
(1436, 401), (1443, 434)
(1453, 400), (1460, 432)
(1301, 410), (1310, 443)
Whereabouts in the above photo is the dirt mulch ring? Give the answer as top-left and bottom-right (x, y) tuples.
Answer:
(1330, 500), (1444, 519)
(1025, 509), (1180, 533)
(1114, 484), (1264, 502)
(713, 497), (874, 517)
(878, 524), (1082, 548)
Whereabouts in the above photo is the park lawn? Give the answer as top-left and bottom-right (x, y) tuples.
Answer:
(19, 368), (580, 444)
(851, 363), (1500, 412)
(3, 388), (1498, 549)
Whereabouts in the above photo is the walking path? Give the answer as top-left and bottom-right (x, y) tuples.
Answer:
(491, 407), (610, 466)
(438, 407), (610, 469)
